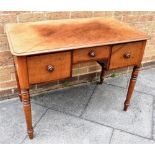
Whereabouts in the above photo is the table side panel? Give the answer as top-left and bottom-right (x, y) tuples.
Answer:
(14, 56), (29, 89)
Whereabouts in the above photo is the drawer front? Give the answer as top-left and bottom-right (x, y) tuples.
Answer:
(27, 52), (71, 84)
(73, 46), (110, 64)
(109, 41), (144, 69)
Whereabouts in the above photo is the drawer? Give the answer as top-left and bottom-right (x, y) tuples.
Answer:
(109, 41), (144, 69)
(27, 52), (71, 84)
(73, 46), (110, 64)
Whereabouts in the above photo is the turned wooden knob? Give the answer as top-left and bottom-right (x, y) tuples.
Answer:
(88, 50), (96, 57)
(47, 65), (54, 72)
(123, 53), (131, 59)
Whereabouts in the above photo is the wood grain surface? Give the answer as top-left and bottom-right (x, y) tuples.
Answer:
(73, 45), (110, 64)
(27, 52), (71, 84)
(5, 17), (148, 56)
(109, 41), (145, 69)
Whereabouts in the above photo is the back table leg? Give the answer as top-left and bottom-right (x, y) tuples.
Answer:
(97, 61), (106, 84)
(124, 66), (140, 111)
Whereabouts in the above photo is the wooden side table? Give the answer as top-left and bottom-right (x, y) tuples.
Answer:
(5, 17), (148, 139)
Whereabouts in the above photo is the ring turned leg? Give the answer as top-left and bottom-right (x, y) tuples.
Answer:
(124, 66), (140, 111)
(97, 61), (106, 84)
(21, 89), (33, 139)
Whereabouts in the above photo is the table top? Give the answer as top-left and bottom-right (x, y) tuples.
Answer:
(5, 17), (148, 56)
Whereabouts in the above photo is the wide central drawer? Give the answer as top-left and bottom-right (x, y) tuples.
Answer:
(73, 46), (110, 64)
(27, 52), (71, 84)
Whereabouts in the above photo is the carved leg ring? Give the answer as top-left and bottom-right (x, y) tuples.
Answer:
(21, 89), (33, 139)
(124, 66), (140, 111)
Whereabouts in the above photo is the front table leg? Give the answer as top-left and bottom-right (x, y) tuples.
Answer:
(124, 66), (140, 111)
(21, 89), (33, 139)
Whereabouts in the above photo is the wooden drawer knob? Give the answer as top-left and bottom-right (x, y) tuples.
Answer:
(47, 65), (54, 72)
(88, 50), (96, 57)
(123, 53), (131, 59)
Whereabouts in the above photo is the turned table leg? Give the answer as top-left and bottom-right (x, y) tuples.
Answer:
(124, 66), (140, 111)
(15, 56), (34, 139)
(97, 61), (106, 84)
(21, 89), (33, 139)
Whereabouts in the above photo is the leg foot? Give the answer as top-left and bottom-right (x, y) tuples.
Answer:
(97, 81), (103, 85)
(28, 129), (34, 139)
(123, 66), (140, 111)
(123, 101), (129, 111)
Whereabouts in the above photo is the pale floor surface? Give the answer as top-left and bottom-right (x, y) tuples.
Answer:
(0, 68), (155, 144)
